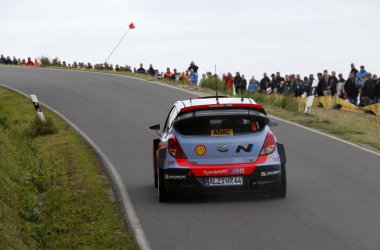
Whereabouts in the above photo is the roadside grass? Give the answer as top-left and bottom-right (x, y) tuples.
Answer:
(262, 103), (380, 150)
(0, 87), (137, 249)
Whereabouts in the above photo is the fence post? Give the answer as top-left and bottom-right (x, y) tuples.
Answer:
(304, 81), (318, 114)
(30, 94), (46, 123)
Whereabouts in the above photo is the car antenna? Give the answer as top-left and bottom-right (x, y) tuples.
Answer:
(241, 86), (244, 102)
(189, 97), (192, 105)
(214, 65), (219, 104)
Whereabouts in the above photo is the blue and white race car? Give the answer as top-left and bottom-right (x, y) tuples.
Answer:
(150, 96), (287, 202)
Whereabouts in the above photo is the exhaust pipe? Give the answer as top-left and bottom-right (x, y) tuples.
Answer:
(250, 179), (258, 190)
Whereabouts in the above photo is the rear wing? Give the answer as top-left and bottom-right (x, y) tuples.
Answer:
(179, 103), (267, 116)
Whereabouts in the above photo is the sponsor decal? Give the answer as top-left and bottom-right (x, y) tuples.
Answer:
(268, 156), (280, 162)
(217, 144), (229, 152)
(230, 168), (245, 174)
(236, 144), (253, 153)
(211, 129), (233, 137)
(165, 174), (186, 180)
(203, 169), (228, 176)
(195, 144), (207, 156)
(261, 170), (281, 177)
(166, 160), (176, 165)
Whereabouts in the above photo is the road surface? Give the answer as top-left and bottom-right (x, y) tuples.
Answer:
(1, 66), (380, 250)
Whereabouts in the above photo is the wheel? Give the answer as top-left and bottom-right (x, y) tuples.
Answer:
(158, 169), (171, 202)
(153, 142), (158, 188)
(154, 168), (158, 188)
(272, 164), (287, 198)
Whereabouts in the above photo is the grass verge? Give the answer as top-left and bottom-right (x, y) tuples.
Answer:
(0, 87), (137, 249)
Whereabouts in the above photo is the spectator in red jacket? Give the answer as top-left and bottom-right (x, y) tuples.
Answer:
(26, 57), (34, 66)
(223, 73), (234, 93)
(164, 67), (173, 79)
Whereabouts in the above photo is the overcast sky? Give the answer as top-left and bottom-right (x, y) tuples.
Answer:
(1, 0), (379, 77)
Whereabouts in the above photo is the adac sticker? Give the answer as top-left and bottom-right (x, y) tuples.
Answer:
(194, 145), (207, 156)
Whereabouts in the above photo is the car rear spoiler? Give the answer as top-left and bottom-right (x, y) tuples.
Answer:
(175, 107), (270, 126)
(179, 103), (267, 116)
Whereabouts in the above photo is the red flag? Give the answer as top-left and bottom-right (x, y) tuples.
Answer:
(129, 22), (135, 29)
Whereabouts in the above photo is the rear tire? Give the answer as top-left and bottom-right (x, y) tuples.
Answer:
(153, 144), (158, 188)
(272, 164), (287, 198)
(154, 167), (158, 188)
(158, 169), (171, 202)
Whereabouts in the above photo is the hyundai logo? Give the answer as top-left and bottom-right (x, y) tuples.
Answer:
(217, 144), (229, 152)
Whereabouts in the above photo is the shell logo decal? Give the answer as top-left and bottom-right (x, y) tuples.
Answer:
(194, 145), (207, 156)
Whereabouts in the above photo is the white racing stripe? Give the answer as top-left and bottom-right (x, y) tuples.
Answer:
(0, 83), (151, 250)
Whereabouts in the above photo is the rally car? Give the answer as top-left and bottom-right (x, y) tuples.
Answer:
(149, 96), (287, 202)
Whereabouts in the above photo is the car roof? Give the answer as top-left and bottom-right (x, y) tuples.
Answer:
(173, 97), (267, 116)
(175, 97), (256, 109)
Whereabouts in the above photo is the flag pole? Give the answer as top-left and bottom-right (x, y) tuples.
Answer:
(104, 25), (133, 64)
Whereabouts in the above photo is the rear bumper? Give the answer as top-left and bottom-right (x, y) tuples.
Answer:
(163, 164), (282, 194)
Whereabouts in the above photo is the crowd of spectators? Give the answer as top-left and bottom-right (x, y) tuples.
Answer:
(1, 53), (379, 106)
(218, 63), (380, 106)
(0, 55), (39, 67)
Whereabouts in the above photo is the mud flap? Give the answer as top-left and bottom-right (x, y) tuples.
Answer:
(158, 148), (166, 169)
(277, 143), (287, 164)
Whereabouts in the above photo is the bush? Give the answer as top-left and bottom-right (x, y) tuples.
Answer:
(39, 56), (51, 67)
(275, 94), (300, 112)
(51, 57), (61, 66)
(25, 117), (58, 138)
(200, 77), (226, 92)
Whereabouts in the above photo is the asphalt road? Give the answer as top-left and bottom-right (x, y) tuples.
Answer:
(1, 66), (380, 250)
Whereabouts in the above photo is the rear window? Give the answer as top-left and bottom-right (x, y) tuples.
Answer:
(174, 116), (266, 136)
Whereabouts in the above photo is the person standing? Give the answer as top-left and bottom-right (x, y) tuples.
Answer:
(188, 61), (198, 73)
(234, 72), (243, 94)
(294, 74), (304, 97)
(182, 71), (189, 84)
(248, 76), (259, 93)
(241, 75), (247, 94)
(224, 73), (234, 94)
(322, 70), (330, 95)
(350, 63), (358, 76)
(316, 73), (326, 96)
(0, 54), (5, 64)
(137, 63), (146, 74)
(275, 72), (284, 94)
(164, 67), (173, 79)
(344, 73), (358, 105)
(337, 73), (346, 99)
(189, 69), (198, 85)
(362, 74), (375, 105)
(260, 73), (270, 93)
(270, 74), (277, 93)
(374, 76), (380, 103)
(147, 64), (156, 76)
(355, 65), (368, 88)
(328, 71), (338, 96)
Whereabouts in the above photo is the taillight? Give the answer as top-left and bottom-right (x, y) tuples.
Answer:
(260, 130), (277, 155)
(168, 135), (187, 158)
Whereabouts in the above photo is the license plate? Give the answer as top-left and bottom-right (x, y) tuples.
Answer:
(211, 129), (233, 136)
(204, 177), (243, 187)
